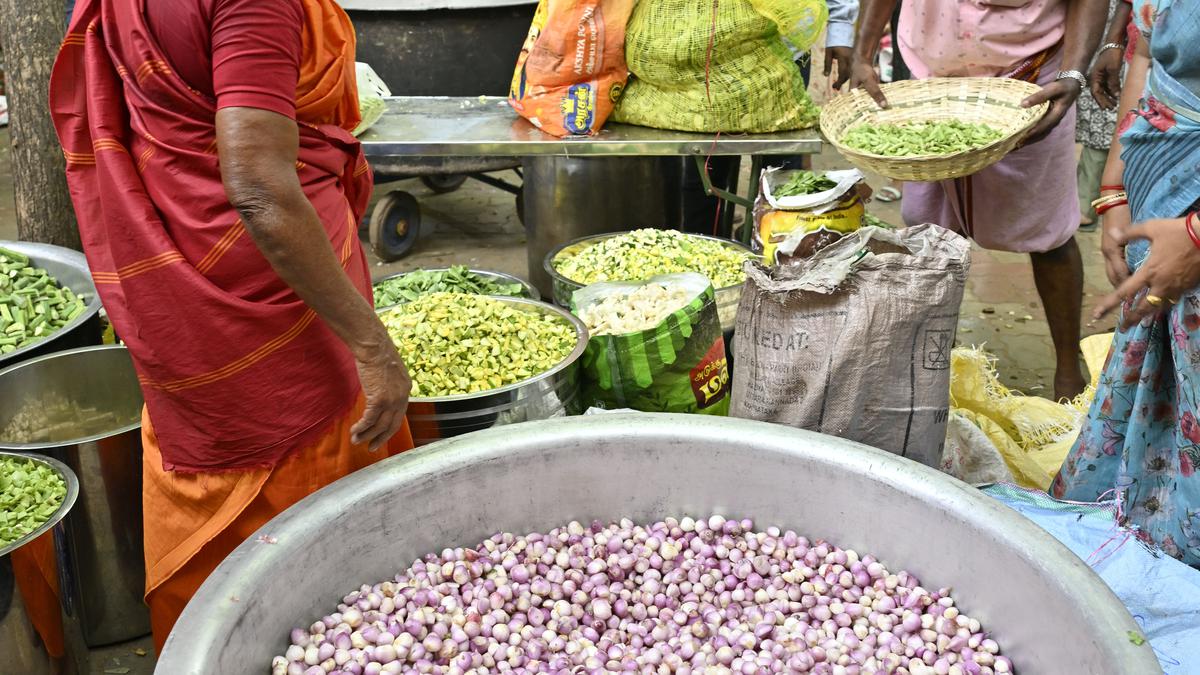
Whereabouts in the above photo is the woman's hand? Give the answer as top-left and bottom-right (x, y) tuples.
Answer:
(1100, 203), (1133, 287)
(1093, 217), (1200, 328)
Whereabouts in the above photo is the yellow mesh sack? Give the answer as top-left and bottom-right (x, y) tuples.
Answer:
(950, 347), (1086, 491)
(611, 0), (825, 133)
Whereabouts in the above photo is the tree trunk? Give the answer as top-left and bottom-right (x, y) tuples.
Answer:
(0, 0), (79, 250)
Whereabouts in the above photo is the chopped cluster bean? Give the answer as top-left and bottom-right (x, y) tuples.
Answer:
(374, 267), (527, 308)
(0, 247), (87, 354)
(379, 293), (577, 397)
(577, 283), (694, 336)
(553, 230), (751, 290)
(0, 455), (67, 549)
(274, 516), (1014, 675)
(841, 121), (1005, 157)
(774, 171), (838, 198)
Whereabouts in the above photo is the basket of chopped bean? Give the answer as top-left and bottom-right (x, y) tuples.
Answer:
(820, 77), (1048, 182)
(377, 293), (588, 445)
(546, 229), (754, 332)
(0, 241), (103, 368)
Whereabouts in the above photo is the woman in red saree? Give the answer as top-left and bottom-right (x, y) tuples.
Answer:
(44, 0), (413, 651)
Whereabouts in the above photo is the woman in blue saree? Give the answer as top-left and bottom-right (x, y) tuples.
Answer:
(1053, 0), (1200, 566)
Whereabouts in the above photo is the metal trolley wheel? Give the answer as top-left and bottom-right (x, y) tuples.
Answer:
(419, 174), (468, 194)
(369, 190), (425, 262)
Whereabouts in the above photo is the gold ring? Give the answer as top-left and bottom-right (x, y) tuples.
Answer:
(1146, 294), (1165, 307)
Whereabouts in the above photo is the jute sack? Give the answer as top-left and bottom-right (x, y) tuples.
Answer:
(731, 225), (970, 467)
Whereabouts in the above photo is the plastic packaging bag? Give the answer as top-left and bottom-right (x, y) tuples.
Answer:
(352, 62), (390, 137)
(572, 273), (730, 415)
(985, 483), (1200, 675)
(754, 168), (867, 264)
(508, 0), (634, 137)
(612, 0), (825, 132)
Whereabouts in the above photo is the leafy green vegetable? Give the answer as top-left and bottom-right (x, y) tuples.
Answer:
(774, 170), (838, 197)
(841, 120), (1005, 157)
(0, 455), (66, 549)
(553, 230), (752, 290)
(373, 267), (527, 307)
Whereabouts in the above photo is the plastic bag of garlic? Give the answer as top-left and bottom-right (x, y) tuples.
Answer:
(572, 273), (730, 415)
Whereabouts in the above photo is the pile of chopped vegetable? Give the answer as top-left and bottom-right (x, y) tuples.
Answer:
(841, 120), (1006, 157)
(274, 515), (1014, 675)
(774, 170), (838, 197)
(379, 293), (577, 397)
(373, 267), (526, 307)
(0, 455), (67, 549)
(578, 283), (694, 336)
(553, 230), (751, 290)
(1, 247), (87, 354)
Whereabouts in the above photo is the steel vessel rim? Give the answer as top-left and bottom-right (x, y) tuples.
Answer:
(0, 449), (80, 558)
(0, 344), (142, 449)
(0, 240), (104, 368)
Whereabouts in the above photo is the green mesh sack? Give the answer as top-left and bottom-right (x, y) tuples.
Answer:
(612, 0), (826, 133)
(572, 274), (730, 415)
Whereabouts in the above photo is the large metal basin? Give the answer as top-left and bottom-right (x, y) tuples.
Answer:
(0, 345), (149, 647)
(545, 232), (750, 332)
(379, 296), (588, 446)
(158, 415), (1159, 674)
(0, 241), (103, 369)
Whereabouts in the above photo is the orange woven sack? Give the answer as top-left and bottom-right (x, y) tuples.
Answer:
(508, 0), (634, 137)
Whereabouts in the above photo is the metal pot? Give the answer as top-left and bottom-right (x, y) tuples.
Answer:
(0, 452), (80, 675)
(372, 267), (540, 302)
(0, 345), (149, 647)
(158, 415), (1158, 674)
(0, 241), (103, 369)
(544, 232), (750, 332)
(378, 297), (588, 446)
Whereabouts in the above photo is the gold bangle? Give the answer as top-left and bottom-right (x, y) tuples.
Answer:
(1091, 192), (1128, 210)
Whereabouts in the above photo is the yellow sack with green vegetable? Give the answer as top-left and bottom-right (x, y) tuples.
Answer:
(612, 0), (825, 133)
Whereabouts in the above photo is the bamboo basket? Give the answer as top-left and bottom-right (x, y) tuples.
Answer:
(819, 77), (1048, 182)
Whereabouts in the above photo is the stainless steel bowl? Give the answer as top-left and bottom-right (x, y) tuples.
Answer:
(157, 414), (1159, 674)
(0, 451), (79, 558)
(0, 452), (80, 675)
(0, 241), (104, 369)
(544, 232), (751, 331)
(372, 267), (540, 303)
(378, 296), (588, 445)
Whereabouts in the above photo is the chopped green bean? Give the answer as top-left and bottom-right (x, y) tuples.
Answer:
(0, 456), (67, 549)
(841, 120), (1005, 157)
(0, 247), (88, 351)
(379, 293), (576, 397)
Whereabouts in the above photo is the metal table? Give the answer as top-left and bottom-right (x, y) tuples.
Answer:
(359, 96), (822, 294)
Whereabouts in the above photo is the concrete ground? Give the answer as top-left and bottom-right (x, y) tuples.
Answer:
(0, 127), (1115, 673)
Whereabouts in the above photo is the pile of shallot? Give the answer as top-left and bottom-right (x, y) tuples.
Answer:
(273, 516), (1013, 674)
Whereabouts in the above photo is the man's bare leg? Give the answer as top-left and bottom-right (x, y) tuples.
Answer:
(1031, 237), (1087, 401)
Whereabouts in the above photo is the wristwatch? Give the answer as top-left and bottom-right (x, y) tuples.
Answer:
(1056, 70), (1088, 91)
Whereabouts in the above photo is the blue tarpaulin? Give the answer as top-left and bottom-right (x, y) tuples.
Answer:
(985, 484), (1200, 674)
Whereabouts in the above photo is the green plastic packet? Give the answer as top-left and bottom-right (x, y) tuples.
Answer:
(572, 273), (730, 415)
